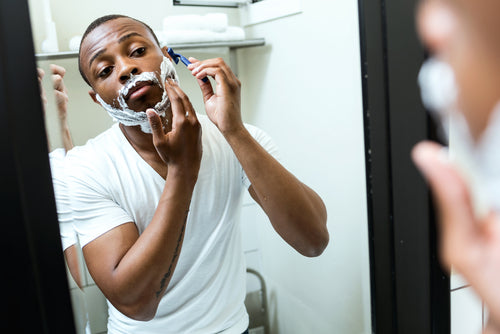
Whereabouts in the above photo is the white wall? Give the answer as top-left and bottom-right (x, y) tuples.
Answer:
(29, 1), (372, 333)
(237, 1), (371, 333)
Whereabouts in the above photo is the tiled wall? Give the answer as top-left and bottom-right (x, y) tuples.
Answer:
(241, 191), (265, 291)
(451, 273), (485, 334)
(240, 191), (269, 333)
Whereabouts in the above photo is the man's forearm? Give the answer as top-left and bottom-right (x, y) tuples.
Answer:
(115, 171), (193, 316)
(60, 124), (74, 152)
(224, 126), (329, 257)
(84, 168), (195, 320)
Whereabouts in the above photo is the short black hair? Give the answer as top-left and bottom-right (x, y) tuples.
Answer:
(78, 14), (161, 87)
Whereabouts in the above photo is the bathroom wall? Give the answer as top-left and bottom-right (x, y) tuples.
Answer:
(237, 1), (371, 333)
(29, 0), (372, 333)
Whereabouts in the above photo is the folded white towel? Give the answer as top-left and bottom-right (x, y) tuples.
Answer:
(68, 35), (82, 51)
(157, 27), (245, 46)
(68, 25), (245, 52)
(163, 13), (228, 33)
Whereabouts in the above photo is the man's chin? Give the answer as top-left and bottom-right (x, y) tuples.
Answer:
(124, 84), (164, 111)
(126, 99), (162, 113)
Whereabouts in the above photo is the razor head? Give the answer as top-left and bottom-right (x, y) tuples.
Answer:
(166, 48), (209, 83)
(167, 48), (181, 64)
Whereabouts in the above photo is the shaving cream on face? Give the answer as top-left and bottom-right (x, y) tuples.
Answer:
(418, 57), (457, 140)
(96, 56), (179, 133)
(418, 57), (500, 216)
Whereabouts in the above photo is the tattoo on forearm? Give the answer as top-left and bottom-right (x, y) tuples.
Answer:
(155, 211), (188, 298)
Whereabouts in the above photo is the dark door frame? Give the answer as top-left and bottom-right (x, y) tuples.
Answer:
(0, 0), (75, 332)
(358, 0), (450, 333)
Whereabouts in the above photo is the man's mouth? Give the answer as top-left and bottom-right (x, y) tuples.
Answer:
(124, 81), (153, 101)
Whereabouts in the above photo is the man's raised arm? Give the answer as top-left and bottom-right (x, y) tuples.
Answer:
(189, 57), (329, 257)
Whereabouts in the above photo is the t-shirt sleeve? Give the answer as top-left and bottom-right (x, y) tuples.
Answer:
(65, 150), (134, 248)
(241, 123), (281, 189)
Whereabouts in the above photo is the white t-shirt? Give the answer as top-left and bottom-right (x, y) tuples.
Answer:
(65, 115), (279, 334)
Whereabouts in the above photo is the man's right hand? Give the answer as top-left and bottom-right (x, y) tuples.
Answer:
(37, 68), (48, 107)
(147, 79), (202, 181)
(412, 141), (500, 330)
(50, 64), (69, 121)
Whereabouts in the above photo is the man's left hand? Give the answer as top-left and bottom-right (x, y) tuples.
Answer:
(188, 57), (243, 136)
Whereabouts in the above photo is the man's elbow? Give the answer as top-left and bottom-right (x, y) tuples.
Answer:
(300, 228), (330, 257)
(109, 292), (158, 321)
(103, 274), (164, 321)
(118, 303), (157, 321)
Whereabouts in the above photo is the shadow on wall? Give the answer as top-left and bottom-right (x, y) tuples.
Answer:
(268, 289), (279, 334)
(240, 44), (272, 123)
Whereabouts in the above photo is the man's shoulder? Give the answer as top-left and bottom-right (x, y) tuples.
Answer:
(198, 114), (273, 150)
(66, 124), (121, 165)
(64, 124), (126, 189)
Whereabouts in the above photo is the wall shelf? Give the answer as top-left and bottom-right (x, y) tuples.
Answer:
(35, 38), (265, 61)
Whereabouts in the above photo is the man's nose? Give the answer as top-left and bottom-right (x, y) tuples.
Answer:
(416, 0), (457, 55)
(118, 61), (139, 83)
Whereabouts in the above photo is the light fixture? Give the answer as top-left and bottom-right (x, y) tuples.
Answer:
(173, 0), (252, 8)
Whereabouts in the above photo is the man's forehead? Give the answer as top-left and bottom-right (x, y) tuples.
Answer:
(81, 18), (153, 60)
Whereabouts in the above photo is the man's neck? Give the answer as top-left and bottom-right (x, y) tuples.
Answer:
(119, 112), (172, 153)
(119, 120), (172, 179)
(120, 123), (156, 153)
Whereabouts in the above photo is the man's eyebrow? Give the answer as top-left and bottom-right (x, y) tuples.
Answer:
(118, 32), (143, 44)
(89, 49), (106, 70)
(88, 33), (144, 69)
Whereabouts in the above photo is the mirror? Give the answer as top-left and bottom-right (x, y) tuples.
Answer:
(28, 0), (371, 333)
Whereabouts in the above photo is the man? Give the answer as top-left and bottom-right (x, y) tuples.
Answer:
(66, 14), (328, 333)
(412, 0), (500, 332)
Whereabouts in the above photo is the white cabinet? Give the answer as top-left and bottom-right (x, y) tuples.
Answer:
(451, 273), (483, 334)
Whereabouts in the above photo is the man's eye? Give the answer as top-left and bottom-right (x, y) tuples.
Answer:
(98, 67), (112, 78)
(133, 47), (146, 56)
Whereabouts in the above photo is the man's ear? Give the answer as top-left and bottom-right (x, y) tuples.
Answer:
(162, 46), (173, 61)
(88, 90), (101, 105)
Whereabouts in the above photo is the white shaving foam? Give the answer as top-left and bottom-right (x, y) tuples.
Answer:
(96, 56), (179, 133)
(419, 57), (500, 216)
(418, 57), (458, 139)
